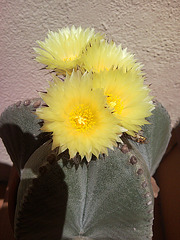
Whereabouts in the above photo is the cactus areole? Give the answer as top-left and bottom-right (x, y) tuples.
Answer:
(0, 26), (171, 240)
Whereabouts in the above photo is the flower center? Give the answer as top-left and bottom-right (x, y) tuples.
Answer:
(62, 54), (77, 62)
(107, 94), (124, 114)
(70, 104), (95, 132)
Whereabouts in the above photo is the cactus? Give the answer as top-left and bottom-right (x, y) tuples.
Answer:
(0, 98), (171, 240)
(0, 98), (50, 173)
(0, 26), (172, 240)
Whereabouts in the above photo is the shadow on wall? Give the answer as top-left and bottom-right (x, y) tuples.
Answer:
(153, 122), (180, 240)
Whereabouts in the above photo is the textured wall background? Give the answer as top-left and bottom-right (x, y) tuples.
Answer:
(0, 0), (180, 165)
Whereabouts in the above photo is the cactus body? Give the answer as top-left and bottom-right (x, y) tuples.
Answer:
(0, 99), (171, 240)
(0, 99), (50, 172)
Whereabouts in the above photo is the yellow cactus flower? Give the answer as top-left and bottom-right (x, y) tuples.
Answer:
(81, 39), (142, 74)
(34, 26), (102, 74)
(93, 70), (154, 136)
(36, 71), (123, 161)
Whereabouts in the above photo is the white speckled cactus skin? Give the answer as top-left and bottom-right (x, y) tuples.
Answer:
(0, 99), (171, 240)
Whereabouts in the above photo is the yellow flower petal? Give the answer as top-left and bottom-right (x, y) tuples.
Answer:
(81, 39), (142, 74)
(34, 26), (103, 74)
(36, 71), (122, 161)
(93, 70), (154, 136)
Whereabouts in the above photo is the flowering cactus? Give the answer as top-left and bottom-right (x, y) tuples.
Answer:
(0, 26), (171, 240)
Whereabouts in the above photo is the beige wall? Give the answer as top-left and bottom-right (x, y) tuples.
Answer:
(0, 0), (180, 165)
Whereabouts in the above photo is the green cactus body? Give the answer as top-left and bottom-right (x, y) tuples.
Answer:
(0, 99), (171, 240)
(0, 98), (50, 172)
